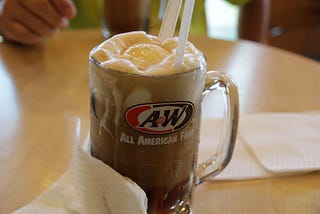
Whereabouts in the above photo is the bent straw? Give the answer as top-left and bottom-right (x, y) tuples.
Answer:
(158, 0), (183, 41)
(174, 0), (195, 68)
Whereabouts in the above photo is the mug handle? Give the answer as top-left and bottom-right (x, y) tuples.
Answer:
(196, 71), (239, 185)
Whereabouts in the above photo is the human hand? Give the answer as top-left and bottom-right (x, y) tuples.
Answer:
(0, 0), (76, 45)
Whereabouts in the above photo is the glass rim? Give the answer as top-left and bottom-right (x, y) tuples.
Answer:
(89, 54), (207, 79)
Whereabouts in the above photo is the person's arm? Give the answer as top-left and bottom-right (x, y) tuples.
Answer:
(0, 0), (76, 45)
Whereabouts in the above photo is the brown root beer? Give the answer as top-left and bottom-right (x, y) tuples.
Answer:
(89, 31), (206, 213)
(102, 0), (151, 38)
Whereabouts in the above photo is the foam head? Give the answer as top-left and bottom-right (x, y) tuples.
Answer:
(90, 31), (205, 75)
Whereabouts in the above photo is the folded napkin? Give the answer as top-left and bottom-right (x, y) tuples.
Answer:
(13, 124), (148, 214)
(198, 112), (320, 180)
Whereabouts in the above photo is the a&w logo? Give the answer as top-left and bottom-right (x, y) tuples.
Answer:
(125, 101), (194, 134)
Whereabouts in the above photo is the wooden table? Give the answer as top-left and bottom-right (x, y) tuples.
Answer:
(0, 29), (319, 214)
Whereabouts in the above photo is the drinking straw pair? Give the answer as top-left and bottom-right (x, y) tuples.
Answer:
(158, 0), (196, 68)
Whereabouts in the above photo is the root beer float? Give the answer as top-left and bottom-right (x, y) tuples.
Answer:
(89, 31), (206, 213)
(89, 31), (239, 213)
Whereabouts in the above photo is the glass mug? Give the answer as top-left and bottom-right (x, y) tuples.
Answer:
(89, 45), (239, 213)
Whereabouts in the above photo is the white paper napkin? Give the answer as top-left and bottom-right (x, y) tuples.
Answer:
(199, 112), (320, 180)
(13, 125), (148, 214)
(240, 112), (320, 173)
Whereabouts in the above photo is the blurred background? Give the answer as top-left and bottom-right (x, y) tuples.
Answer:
(205, 0), (319, 61)
(206, 0), (239, 41)
(70, 0), (319, 61)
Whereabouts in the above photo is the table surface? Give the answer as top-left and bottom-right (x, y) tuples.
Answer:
(0, 29), (319, 214)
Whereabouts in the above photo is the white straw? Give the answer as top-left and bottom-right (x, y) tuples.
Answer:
(174, 0), (195, 68)
(158, 0), (182, 41)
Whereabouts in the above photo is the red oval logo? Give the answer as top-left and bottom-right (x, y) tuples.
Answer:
(125, 101), (194, 134)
